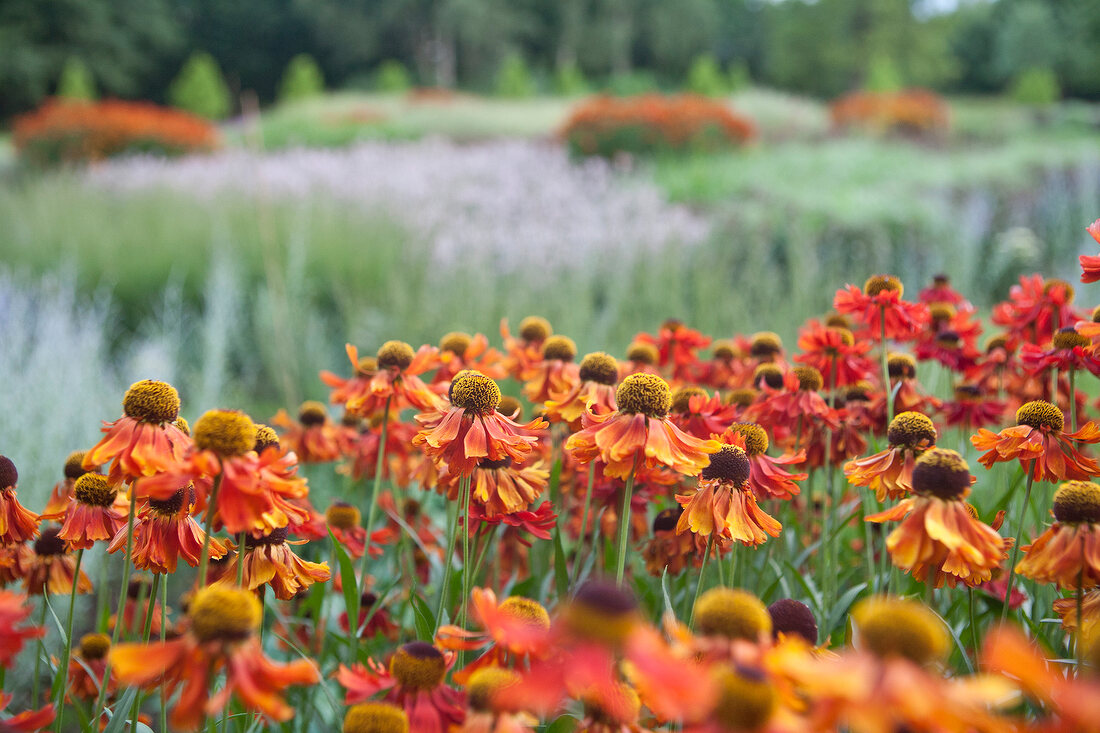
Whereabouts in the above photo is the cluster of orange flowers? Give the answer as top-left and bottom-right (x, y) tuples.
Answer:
(12, 98), (220, 165)
(829, 88), (950, 135)
(561, 94), (756, 158)
(5, 220), (1100, 731)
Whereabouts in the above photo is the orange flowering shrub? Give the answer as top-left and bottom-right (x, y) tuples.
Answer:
(13, 99), (220, 165)
(561, 94), (755, 158)
(829, 88), (949, 136)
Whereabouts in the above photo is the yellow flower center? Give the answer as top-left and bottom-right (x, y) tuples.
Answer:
(911, 448), (970, 500)
(149, 486), (189, 516)
(693, 588), (772, 641)
(498, 596), (551, 630)
(726, 388), (758, 408)
(671, 387), (708, 415)
(985, 334), (1009, 352)
(712, 340), (738, 361)
(440, 332), (472, 355)
(64, 451), (90, 480)
(953, 385), (981, 402)
(750, 331), (783, 357)
(579, 352), (619, 386)
(73, 473), (117, 507)
(389, 642), (447, 691)
(193, 410), (256, 456)
(564, 581), (638, 645)
(1053, 327), (1090, 350)
(753, 364), (784, 389)
(1044, 278), (1075, 303)
(625, 341), (658, 365)
(343, 702), (409, 733)
(793, 365), (823, 392)
(541, 335), (577, 362)
(298, 401), (328, 427)
(582, 684), (640, 725)
(825, 313), (851, 329)
(79, 633), (111, 660)
(845, 381), (873, 402)
(450, 372), (502, 414)
(712, 665), (777, 732)
(732, 423), (769, 456)
(189, 586), (261, 643)
(175, 416), (190, 436)
(887, 411), (937, 449)
(377, 340), (415, 370)
(929, 302), (956, 324)
(1093, 305), (1100, 324)
(863, 274), (903, 297)
(0, 456), (17, 489)
(326, 502), (361, 529)
(496, 396), (523, 420)
(887, 353), (917, 378)
(122, 380), (180, 424)
(1016, 400), (1064, 432)
(852, 597), (947, 666)
(253, 424), (280, 452)
(1053, 481), (1100, 524)
(518, 316), (552, 342)
(701, 445), (751, 485)
(466, 667), (519, 712)
(616, 373), (671, 418)
(356, 356), (378, 376)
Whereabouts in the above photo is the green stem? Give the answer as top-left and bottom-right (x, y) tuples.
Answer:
(727, 540), (737, 588)
(1001, 470), (1036, 623)
(435, 475), (470, 632)
(54, 548), (84, 732)
(571, 462), (597, 589)
(160, 575), (168, 731)
(614, 460), (639, 585)
(94, 489), (139, 718)
(1069, 367), (1077, 433)
(355, 396), (391, 661)
(881, 305), (893, 427)
(129, 574), (161, 732)
(197, 473), (224, 586)
(968, 587), (979, 658)
(689, 535), (715, 628)
(459, 470), (474, 637)
(236, 531), (247, 586)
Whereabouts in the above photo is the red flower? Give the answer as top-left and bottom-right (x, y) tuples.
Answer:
(271, 402), (343, 463)
(724, 425), (806, 501)
(796, 321), (874, 388)
(938, 385), (1005, 431)
(107, 485), (226, 574)
(0, 692), (55, 733)
(436, 588), (551, 684)
(0, 590), (44, 668)
(991, 274), (1083, 344)
(433, 332), (506, 385)
(634, 320), (711, 381)
(500, 316), (552, 380)
(669, 388), (740, 441)
(0, 456), (38, 545)
(845, 412), (937, 502)
(110, 586), (318, 731)
(522, 335), (581, 405)
(467, 501), (557, 543)
(43, 474), (129, 551)
(833, 276), (930, 341)
(1080, 219), (1100, 283)
(972, 400), (1100, 482)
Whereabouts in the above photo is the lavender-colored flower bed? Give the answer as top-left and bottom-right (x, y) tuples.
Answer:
(87, 139), (710, 273)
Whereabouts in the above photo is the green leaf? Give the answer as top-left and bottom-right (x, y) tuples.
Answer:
(545, 714), (578, 733)
(552, 529), (569, 602)
(101, 686), (140, 733)
(411, 592), (436, 642)
(328, 529), (360, 653)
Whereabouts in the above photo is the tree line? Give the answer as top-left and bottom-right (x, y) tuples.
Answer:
(1, 0), (1098, 119)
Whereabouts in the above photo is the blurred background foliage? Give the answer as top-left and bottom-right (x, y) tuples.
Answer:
(4, 0), (1100, 120)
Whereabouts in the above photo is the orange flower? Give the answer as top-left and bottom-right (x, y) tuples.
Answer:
(44, 451), (97, 516)
(271, 402), (343, 463)
(796, 320), (875, 388)
(676, 444), (781, 545)
(866, 449), (1007, 588)
(0, 456), (39, 545)
(436, 588), (552, 684)
(845, 411), (937, 502)
(500, 315), (552, 380)
(642, 507), (715, 577)
(19, 527), (93, 595)
(1081, 219), (1100, 284)
(110, 585), (318, 731)
(566, 373), (719, 480)
(414, 371), (546, 478)
(544, 351), (619, 429)
(218, 527), (331, 600)
(669, 387), (740, 441)
(67, 633), (113, 701)
(726, 424), (807, 501)
(320, 345), (379, 411)
(833, 276), (930, 342)
(337, 642), (466, 733)
(633, 319), (712, 381)
(325, 501), (395, 560)
(972, 400), (1100, 482)
(0, 692), (55, 733)
(107, 485), (226, 574)
(0, 589), (44, 668)
(440, 456), (549, 516)
(346, 340), (445, 417)
(1017, 480), (1100, 589)
(83, 380), (191, 486)
(433, 332), (507, 384)
(522, 335), (581, 405)
(43, 473), (129, 551)
(992, 274), (1083, 344)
